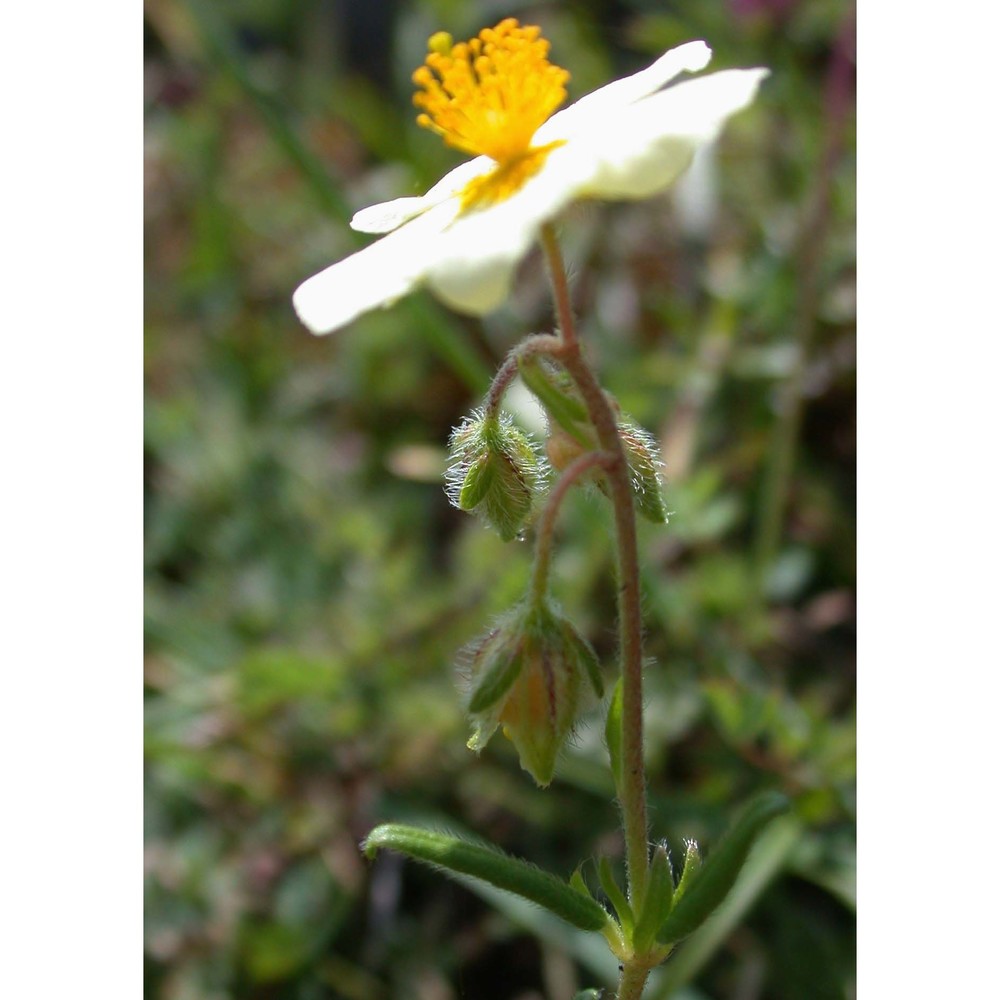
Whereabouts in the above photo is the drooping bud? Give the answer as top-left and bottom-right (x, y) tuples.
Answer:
(551, 415), (667, 524)
(545, 423), (595, 475)
(462, 600), (604, 786)
(446, 410), (547, 541)
(519, 357), (667, 525)
(519, 355), (590, 441)
(617, 420), (669, 523)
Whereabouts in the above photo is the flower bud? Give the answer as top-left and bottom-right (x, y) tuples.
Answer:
(545, 423), (596, 474)
(618, 420), (668, 524)
(519, 362), (666, 522)
(519, 356), (589, 438)
(548, 414), (667, 524)
(446, 410), (547, 541)
(462, 600), (604, 786)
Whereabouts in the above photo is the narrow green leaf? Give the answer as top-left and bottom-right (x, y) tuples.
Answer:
(674, 839), (702, 904)
(656, 792), (790, 945)
(604, 679), (624, 792)
(570, 865), (593, 900)
(648, 816), (801, 998)
(633, 843), (674, 951)
(363, 824), (609, 932)
(598, 856), (633, 935)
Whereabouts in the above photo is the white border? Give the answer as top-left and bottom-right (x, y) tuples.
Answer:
(860, 2), (1000, 995)
(5, 4), (140, 995)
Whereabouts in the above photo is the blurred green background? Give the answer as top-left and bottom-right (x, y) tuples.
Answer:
(144, 1), (855, 997)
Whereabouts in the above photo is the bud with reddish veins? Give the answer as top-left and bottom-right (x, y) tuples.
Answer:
(463, 600), (604, 786)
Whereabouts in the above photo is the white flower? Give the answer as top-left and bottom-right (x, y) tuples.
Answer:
(293, 19), (767, 335)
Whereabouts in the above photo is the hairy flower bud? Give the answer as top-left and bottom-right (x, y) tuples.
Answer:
(519, 358), (667, 525)
(544, 419), (599, 472)
(462, 600), (604, 786)
(618, 420), (668, 523)
(546, 416), (667, 525)
(519, 356), (590, 440)
(446, 410), (547, 541)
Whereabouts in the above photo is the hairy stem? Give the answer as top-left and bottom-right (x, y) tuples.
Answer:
(530, 450), (614, 604)
(539, 224), (651, 922)
(617, 961), (654, 1000)
(485, 333), (565, 418)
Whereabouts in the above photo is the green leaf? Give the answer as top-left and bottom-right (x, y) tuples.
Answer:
(656, 792), (790, 945)
(570, 864), (594, 901)
(648, 816), (802, 998)
(363, 824), (609, 932)
(598, 856), (633, 935)
(604, 679), (624, 791)
(633, 843), (674, 952)
(673, 839), (702, 904)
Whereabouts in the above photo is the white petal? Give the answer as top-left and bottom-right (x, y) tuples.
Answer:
(351, 156), (494, 234)
(424, 155), (494, 199)
(350, 197), (428, 234)
(423, 147), (589, 315)
(536, 40), (712, 144)
(427, 251), (517, 315)
(634, 67), (769, 139)
(293, 200), (461, 334)
(296, 60), (768, 330)
(566, 67), (769, 202)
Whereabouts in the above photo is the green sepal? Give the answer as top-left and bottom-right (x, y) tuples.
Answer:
(604, 679), (624, 792)
(482, 451), (534, 542)
(656, 792), (790, 945)
(467, 649), (523, 713)
(633, 843), (674, 952)
(562, 621), (604, 698)
(632, 476), (669, 524)
(458, 453), (497, 511)
(363, 824), (609, 933)
(519, 356), (591, 444)
(598, 856), (633, 935)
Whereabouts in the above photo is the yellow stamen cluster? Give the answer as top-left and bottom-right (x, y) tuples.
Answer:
(412, 18), (569, 166)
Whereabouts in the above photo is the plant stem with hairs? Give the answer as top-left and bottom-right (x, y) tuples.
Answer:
(367, 224), (789, 1000)
(540, 224), (653, 998)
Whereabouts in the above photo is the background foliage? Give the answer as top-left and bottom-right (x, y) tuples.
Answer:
(144, 1), (855, 997)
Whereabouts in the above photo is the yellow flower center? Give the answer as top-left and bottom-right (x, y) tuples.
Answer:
(412, 19), (569, 210)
